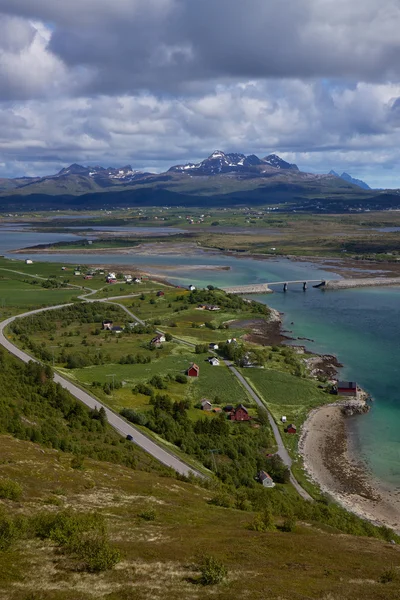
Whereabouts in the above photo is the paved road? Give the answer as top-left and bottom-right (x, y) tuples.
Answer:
(0, 304), (203, 479)
(224, 360), (313, 501)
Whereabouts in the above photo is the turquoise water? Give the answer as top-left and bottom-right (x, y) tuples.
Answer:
(1, 228), (400, 487)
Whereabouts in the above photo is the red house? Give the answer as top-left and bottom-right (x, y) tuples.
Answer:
(286, 424), (297, 434)
(230, 404), (250, 422)
(156, 291), (165, 297)
(187, 363), (200, 377)
(337, 381), (358, 398)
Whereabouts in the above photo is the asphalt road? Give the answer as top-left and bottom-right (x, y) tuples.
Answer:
(0, 304), (203, 479)
(224, 360), (313, 501)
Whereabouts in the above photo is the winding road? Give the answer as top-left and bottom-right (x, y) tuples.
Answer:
(0, 304), (203, 479)
(0, 278), (312, 499)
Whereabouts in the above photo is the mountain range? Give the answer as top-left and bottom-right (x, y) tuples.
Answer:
(0, 151), (393, 212)
(329, 170), (371, 190)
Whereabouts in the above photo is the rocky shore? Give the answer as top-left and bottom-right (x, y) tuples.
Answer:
(300, 404), (400, 533)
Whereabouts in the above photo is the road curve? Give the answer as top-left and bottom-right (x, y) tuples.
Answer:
(0, 305), (203, 479)
(225, 361), (313, 501)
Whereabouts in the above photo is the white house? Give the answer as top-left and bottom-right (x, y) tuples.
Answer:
(208, 357), (220, 367)
(209, 343), (219, 351)
(201, 399), (212, 411)
(188, 284), (196, 291)
(258, 471), (275, 488)
(133, 278), (141, 284)
(281, 416), (287, 423)
(25, 259), (33, 265)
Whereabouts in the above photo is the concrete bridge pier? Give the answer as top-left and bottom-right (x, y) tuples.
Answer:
(303, 281), (307, 291)
(283, 282), (288, 292)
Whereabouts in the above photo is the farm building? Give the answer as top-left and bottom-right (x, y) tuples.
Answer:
(230, 404), (250, 422)
(151, 333), (166, 346)
(258, 471), (275, 488)
(286, 424), (297, 434)
(224, 405), (234, 413)
(187, 363), (200, 377)
(25, 259), (33, 265)
(156, 291), (165, 297)
(188, 284), (196, 291)
(201, 400), (212, 411)
(133, 278), (141, 284)
(337, 381), (359, 398)
(208, 357), (220, 366)
(102, 320), (113, 330)
(209, 343), (219, 351)
(281, 416), (287, 423)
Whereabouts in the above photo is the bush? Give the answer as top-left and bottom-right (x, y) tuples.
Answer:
(0, 479), (22, 501)
(379, 567), (397, 584)
(0, 510), (26, 550)
(71, 455), (85, 470)
(175, 374), (187, 384)
(199, 555), (227, 585)
(247, 513), (267, 532)
(67, 533), (121, 572)
(281, 516), (297, 532)
(209, 492), (233, 509)
(138, 509), (156, 521)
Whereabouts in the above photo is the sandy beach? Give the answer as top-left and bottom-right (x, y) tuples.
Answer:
(300, 404), (400, 533)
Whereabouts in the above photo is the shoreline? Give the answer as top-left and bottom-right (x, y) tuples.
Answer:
(300, 404), (400, 533)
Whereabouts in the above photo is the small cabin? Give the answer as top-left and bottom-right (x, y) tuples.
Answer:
(286, 424), (297, 434)
(208, 357), (220, 367)
(209, 343), (219, 351)
(151, 334), (166, 346)
(188, 284), (196, 291)
(102, 320), (113, 330)
(337, 381), (358, 398)
(258, 471), (275, 488)
(187, 363), (200, 377)
(25, 259), (33, 265)
(281, 416), (287, 423)
(201, 399), (212, 411)
(230, 404), (250, 422)
(156, 290), (165, 297)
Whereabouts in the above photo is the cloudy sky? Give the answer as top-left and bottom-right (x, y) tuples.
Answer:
(1, 0), (400, 187)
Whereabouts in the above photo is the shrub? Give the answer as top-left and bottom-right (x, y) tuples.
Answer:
(209, 492), (233, 509)
(281, 516), (297, 532)
(138, 509), (156, 521)
(66, 533), (121, 572)
(175, 374), (187, 384)
(0, 479), (22, 501)
(199, 555), (227, 585)
(262, 508), (275, 531)
(0, 510), (26, 550)
(71, 455), (85, 470)
(247, 514), (267, 532)
(379, 567), (397, 584)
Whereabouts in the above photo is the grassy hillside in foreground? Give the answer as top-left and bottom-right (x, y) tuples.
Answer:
(2, 434), (400, 600)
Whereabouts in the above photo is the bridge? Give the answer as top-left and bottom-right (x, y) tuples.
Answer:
(222, 280), (326, 294)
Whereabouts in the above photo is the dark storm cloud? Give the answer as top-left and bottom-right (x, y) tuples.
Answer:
(2, 0), (400, 97)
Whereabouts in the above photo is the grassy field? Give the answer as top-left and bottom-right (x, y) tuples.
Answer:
(1, 434), (400, 600)
(241, 368), (330, 454)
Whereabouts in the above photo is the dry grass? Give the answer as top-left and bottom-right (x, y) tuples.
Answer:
(2, 434), (400, 600)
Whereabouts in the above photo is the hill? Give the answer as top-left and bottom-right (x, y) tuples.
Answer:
(1, 345), (400, 599)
